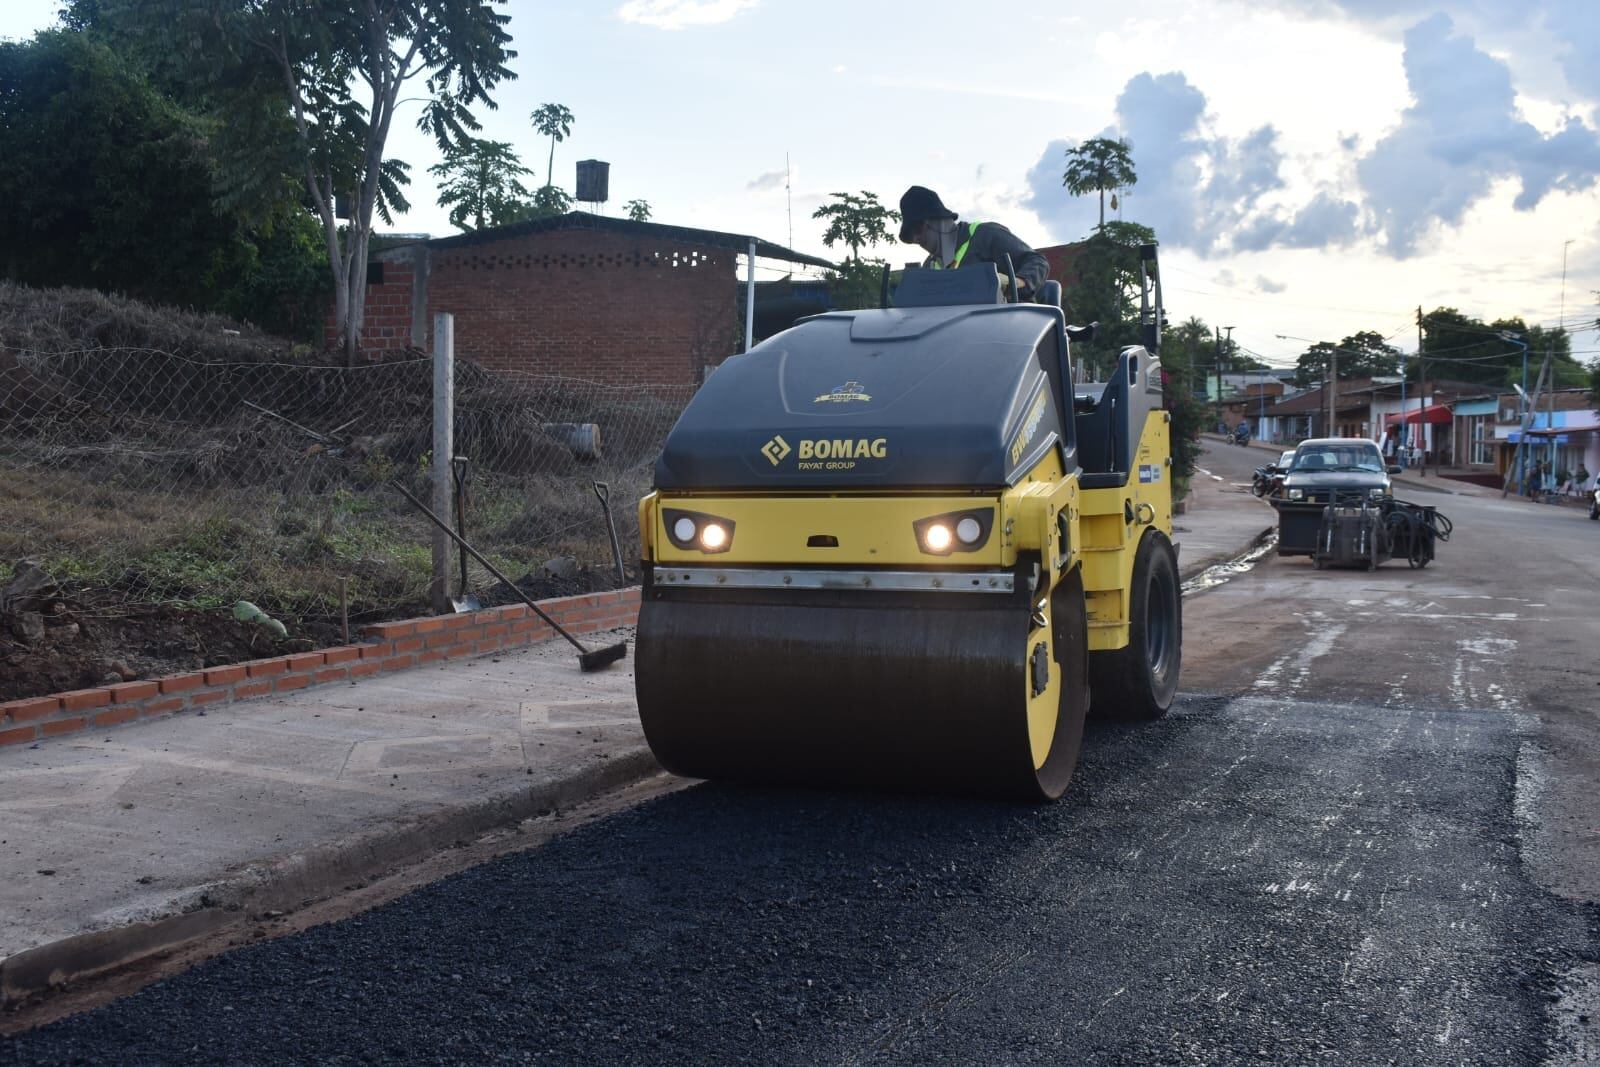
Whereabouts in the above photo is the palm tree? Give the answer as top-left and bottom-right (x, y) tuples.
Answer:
(530, 102), (575, 194)
(1062, 137), (1137, 228)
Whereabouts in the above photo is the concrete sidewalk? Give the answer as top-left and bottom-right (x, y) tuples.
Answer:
(0, 474), (1274, 1010)
(1173, 456), (1277, 579)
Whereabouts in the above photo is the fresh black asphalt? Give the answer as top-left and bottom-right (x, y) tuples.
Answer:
(5, 694), (1596, 1065)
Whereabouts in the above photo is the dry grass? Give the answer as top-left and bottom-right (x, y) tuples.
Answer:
(0, 281), (295, 364)
(0, 283), (691, 625)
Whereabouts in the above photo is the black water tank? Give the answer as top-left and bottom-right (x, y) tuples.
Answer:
(575, 160), (610, 203)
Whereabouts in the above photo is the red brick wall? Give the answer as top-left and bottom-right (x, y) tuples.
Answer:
(323, 259), (416, 357)
(426, 230), (737, 385)
(361, 261), (416, 354)
(1037, 242), (1088, 288)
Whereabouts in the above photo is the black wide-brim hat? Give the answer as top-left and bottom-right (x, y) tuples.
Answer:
(898, 185), (957, 242)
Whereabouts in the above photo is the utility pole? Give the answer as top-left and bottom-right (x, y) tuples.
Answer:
(1326, 345), (1338, 437)
(1502, 352), (1552, 497)
(1545, 340), (1556, 480)
(1417, 348), (1427, 476)
(1258, 365), (1266, 441)
(1223, 327), (1234, 428)
(1561, 238), (1574, 329)
(1414, 303), (1427, 467)
(1499, 331), (1529, 492)
(1214, 327), (1223, 429)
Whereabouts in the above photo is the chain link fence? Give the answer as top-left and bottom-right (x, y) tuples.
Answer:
(0, 343), (694, 639)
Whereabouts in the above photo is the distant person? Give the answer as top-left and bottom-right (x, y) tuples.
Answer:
(898, 186), (1049, 299)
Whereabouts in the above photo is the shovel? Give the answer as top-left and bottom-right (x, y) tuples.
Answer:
(389, 481), (627, 672)
(592, 481), (627, 586)
(449, 456), (481, 613)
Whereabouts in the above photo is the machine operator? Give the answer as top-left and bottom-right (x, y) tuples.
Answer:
(898, 185), (1050, 300)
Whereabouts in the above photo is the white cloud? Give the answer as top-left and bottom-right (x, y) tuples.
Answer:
(1355, 13), (1600, 257)
(616, 0), (758, 31)
(1256, 275), (1288, 294)
(1271, 0), (1600, 109)
(1024, 70), (1328, 256)
(747, 168), (787, 192)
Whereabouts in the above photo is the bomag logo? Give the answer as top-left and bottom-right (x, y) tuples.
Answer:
(798, 438), (887, 460)
(797, 437), (887, 470)
(760, 435), (889, 471)
(761, 435), (792, 466)
(1009, 391), (1049, 466)
(814, 380), (872, 404)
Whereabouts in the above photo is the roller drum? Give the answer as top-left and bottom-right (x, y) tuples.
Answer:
(636, 578), (1082, 799)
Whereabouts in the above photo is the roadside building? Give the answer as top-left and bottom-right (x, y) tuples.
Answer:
(1494, 388), (1600, 488)
(330, 212), (833, 384)
(1262, 377), (1378, 442)
(1220, 379), (1287, 439)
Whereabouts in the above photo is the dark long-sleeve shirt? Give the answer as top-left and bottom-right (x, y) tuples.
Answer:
(924, 220), (1050, 296)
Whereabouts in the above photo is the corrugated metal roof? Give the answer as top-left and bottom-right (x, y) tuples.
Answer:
(424, 211), (837, 269)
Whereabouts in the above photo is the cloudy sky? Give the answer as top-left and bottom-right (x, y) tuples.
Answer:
(4, 0), (1598, 366)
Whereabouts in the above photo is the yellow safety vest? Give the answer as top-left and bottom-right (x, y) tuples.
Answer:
(930, 221), (979, 270)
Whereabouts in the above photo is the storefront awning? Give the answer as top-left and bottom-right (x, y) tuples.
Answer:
(1385, 404), (1452, 425)
(1505, 431), (1569, 445)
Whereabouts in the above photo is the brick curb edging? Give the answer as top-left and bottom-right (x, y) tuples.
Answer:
(0, 588), (640, 750)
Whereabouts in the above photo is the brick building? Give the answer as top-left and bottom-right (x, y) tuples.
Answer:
(334, 212), (832, 384)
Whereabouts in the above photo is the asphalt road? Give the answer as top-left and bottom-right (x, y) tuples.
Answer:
(6, 444), (1598, 1065)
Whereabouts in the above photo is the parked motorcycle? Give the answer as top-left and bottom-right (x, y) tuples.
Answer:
(1590, 483), (1599, 520)
(1251, 465), (1276, 497)
(1251, 449), (1298, 499)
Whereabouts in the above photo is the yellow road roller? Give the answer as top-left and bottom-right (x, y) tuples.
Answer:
(635, 249), (1180, 800)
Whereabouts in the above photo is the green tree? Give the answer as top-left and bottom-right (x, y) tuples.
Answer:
(1062, 137), (1137, 228)
(1420, 308), (1579, 389)
(1152, 315), (1213, 496)
(0, 30), (257, 306)
(84, 0), (516, 362)
(217, 208), (331, 340)
(429, 136), (533, 231)
(624, 198), (652, 222)
(526, 184), (573, 219)
(1062, 219), (1157, 378)
(824, 259), (890, 312)
(531, 102), (574, 196)
(812, 191), (898, 262)
(1292, 330), (1402, 388)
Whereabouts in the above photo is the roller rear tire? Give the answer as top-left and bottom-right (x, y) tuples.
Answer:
(1089, 530), (1181, 722)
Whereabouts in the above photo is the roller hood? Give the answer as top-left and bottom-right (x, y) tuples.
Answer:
(654, 305), (1074, 490)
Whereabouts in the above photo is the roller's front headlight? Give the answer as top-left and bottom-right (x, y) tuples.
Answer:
(662, 508), (735, 554)
(1369, 486), (1387, 498)
(914, 508), (994, 555)
(1288, 488), (1304, 501)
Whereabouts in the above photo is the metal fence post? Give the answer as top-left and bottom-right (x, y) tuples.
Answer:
(745, 238), (756, 353)
(430, 312), (455, 614)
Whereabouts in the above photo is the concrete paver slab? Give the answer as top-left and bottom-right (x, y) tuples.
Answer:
(0, 631), (645, 985)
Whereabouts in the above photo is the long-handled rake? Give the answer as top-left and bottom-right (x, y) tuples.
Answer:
(388, 481), (628, 672)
